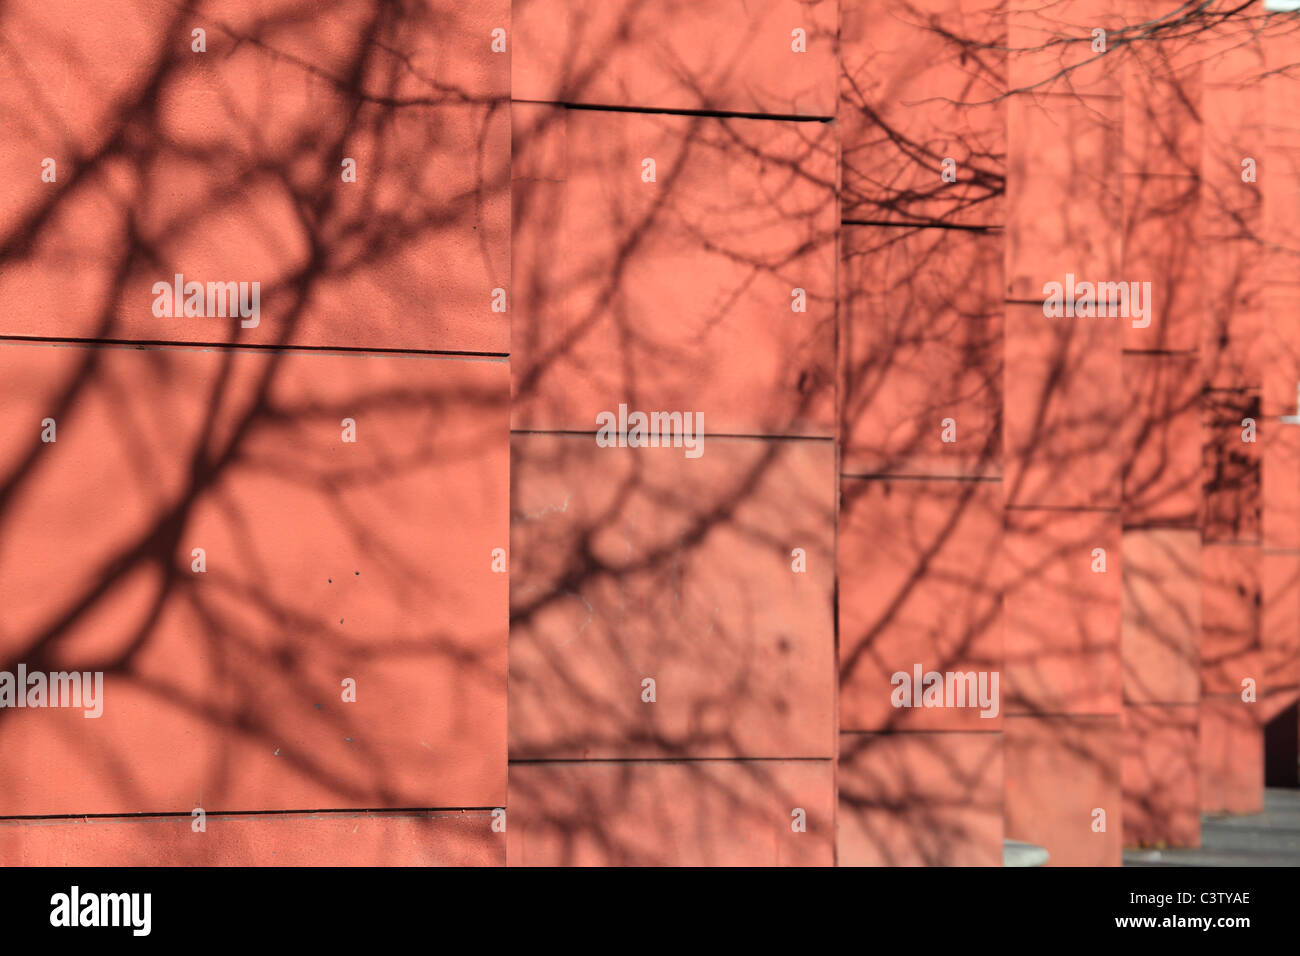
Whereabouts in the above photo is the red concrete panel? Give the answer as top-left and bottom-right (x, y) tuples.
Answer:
(1198, 82), (1263, 392)
(0, 343), (508, 814)
(510, 434), (835, 760)
(1005, 95), (1121, 301)
(1264, 27), (1300, 143)
(1198, 85), (1263, 243)
(1120, 19), (1201, 179)
(839, 478), (1002, 732)
(1003, 508), (1121, 717)
(1007, 0), (1124, 98)
(1004, 303), (1122, 510)
(0, 811), (502, 866)
(511, 107), (836, 436)
(1121, 352), (1201, 526)
(1199, 17), (1269, 89)
(1121, 528), (1200, 706)
(1120, 176), (1201, 352)
(512, 0), (838, 116)
(1262, 553), (1300, 696)
(840, 227), (1002, 478)
(838, 731), (1002, 866)
(1261, 287), (1300, 418)
(0, 0), (170, 183)
(1262, 421), (1300, 551)
(1264, 30), (1300, 289)
(840, 0), (1005, 226)
(1004, 715), (1122, 866)
(1199, 695), (1263, 815)
(1263, 144), (1300, 289)
(1121, 703), (1199, 848)
(0, 1), (509, 353)
(1199, 240), (1262, 390)
(0, 0), (509, 202)
(506, 759), (834, 866)
(1201, 543), (1261, 697)
(1202, 390), (1260, 543)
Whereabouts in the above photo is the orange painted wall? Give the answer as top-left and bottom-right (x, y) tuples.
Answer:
(0, 0), (1295, 866)
(0, 0), (510, 864)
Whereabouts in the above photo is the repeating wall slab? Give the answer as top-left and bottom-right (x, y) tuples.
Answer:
(1120, 17), (1201, 178)
(1002, 508), (1121, 717)
(1121, 703), (1199, 848)
(0, 0), (509, 194)
(0, 343), (508, 814)
(1201, 543), (1261, 697)
(1121, 528), (1200, 706)
(839, 478), (1002, 732)
(1120, 176), (1201, 352)
(507, 759), (834, 866)
(840, 227), (1002, 478)
(1198, 85), (1263, 244)
(0, 811), (502, 866)
(0, 3), (509, 353)
(1199, 695), (1263, 815)
(1121, 352), (1201, 527)
(1261, 287), (1300, 418)
(1005, 95), (1121, 301)
(1262, 422), (1300, 552)
(1006, 0), (1124, 98)
(1262, 552), (1300, 695)
(840, 0), (1005, 226)
(838, 731), (1003, 866)
(511, 434), (835, 759)
(1199, 16), (1268, 89)
(1263, 143), (1300, 289)
(512, 0), (838, 116)
(1202, 390), (1260, 543)
(1200, 243), (1262, 391)
(1004, 714), (1122, 866)
(511, 106), (835, 436)
(1003, 303), (1122, 510)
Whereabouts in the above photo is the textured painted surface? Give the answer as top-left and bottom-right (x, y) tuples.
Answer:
(839, 478), (1002, 732)
(1203, 391), (1261, 541)
(511, 434), (835, 759)
(1004, 715), (1123, 866)
(1004, 304), (1122, 510)
(512, 0), (838, 116)
(838, 731), (1003, 866)
(509, 0), (840, 868)
(1121, 529), (1201, 706)
(0, 0), (510, 353)
(840, 228), (1002, 478)
(1258, 26), (1300, 764)
(2, 0), (1295, 866)
(1004, 96), (1121, 302)
(840, 0), (1005, 227)
(1201, 544), (1261, 696)
(1262, 553), (1300, 695)
(1122, 704), (1200, 848)
(1118, 20), (1205, 847)
(837, 0), (1008, 868)
(506, 759), (834, 866)
(1200, 696), (1264, 815)
(1002, 509), (1121, 717)
(0, 811), (502, 866)
(0, 345), (508, 815)
(1121, 354), (1201, 527)
(1189, 15), (1274, 822)
(511, 106), (836, 436)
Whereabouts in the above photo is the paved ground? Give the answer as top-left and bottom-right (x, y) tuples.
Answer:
(1124, 789), (1300, 866)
